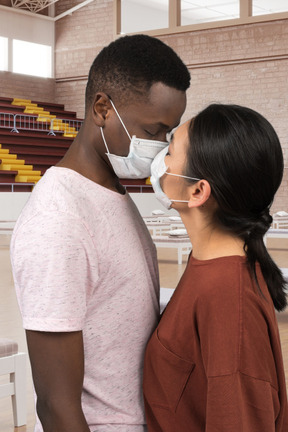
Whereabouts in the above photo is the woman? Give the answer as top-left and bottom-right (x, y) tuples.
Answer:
(143, 104), (288, 431)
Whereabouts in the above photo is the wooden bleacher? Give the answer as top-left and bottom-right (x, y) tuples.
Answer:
(0, 96), (82, 191)
(0, 131), (72, 172)
(0, 96), (153, 193)
(0, 97), (77, 119)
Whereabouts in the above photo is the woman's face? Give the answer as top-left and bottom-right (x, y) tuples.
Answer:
(161, 120), (191, 206)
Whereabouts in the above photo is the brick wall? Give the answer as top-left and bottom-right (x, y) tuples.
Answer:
(0, 71), (55, 103)
(54, 0), (114, 117)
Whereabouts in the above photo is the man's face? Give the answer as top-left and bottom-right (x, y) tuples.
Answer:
(105, 82), (187, 157)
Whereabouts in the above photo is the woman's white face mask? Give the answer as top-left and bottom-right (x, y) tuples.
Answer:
(150, 146), (200, 210)
(100, 100), (168, 179)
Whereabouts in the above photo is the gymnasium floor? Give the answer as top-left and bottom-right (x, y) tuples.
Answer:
(0, 236), (288, 432)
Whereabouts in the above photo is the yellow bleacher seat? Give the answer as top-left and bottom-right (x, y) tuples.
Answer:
(0, 147), (10, 154)
(64, 134), (77, 138)
(24, 108), (44, 114)
(0, 153), (17, 160)
(0, 158), (25, 164)
(12, 98), (31, 106)
(37, 113), (56, 122)
(15, 175), (41, 183)
(17, 169), (41, 176)
(0, 164), (33, 171)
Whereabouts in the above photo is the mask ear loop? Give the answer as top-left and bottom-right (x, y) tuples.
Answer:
(166, 172), (201, 181)
(109, 99), (132, 141)
(165, 173), (201, 204)
(100, 99), (132, 155)
(100, 127), (110, 154)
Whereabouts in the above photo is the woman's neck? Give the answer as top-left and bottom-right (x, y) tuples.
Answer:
(180, 211), (245, 261)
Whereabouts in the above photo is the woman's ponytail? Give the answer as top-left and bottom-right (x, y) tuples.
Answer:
(244, 210), (287, 311)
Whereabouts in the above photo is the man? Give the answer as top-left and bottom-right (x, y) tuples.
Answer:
(10, 34), (190, 432)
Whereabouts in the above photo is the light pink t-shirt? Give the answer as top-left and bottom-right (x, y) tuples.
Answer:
(10, 167), (160, 432)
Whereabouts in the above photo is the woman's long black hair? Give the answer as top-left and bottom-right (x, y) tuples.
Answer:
(186, 104), (287, 311)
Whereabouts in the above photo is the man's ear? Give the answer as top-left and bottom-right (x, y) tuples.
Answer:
(187, 180), (211, 208)
(91, 93), (112, 127)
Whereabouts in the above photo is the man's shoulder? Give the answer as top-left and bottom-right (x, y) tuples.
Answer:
(13, 167), (134, 235)
(22, 167), (109, 214)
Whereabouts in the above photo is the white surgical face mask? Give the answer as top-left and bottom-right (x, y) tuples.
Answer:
(150, 146), (200, 210)
(100, 100), (168, 179)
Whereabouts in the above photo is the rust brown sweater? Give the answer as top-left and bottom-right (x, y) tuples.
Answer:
(143, 255), (288, 431)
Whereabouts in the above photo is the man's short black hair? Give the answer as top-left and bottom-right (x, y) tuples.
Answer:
(85, 34), (190, 113)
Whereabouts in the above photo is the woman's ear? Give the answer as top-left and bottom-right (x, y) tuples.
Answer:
(187, 180), (211, 208)
(91, 93), (112, 127)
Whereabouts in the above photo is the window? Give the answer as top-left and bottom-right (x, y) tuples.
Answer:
(0, 37), (8, 71)
(12, 40), (52, 78)
(117, 0), (288, 35)
(253, 0), (288, 16)
(121, 0), (169, 33)
(181, 1), (239, 26)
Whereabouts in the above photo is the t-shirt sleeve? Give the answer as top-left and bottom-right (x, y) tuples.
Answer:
(196, 283), (280, 431)
(11, 211), (99, 332)
(206, 372), (279, 432)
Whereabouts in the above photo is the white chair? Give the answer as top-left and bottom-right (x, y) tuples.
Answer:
(152, 234), (192, 265)
(272, 211), (288, 229)
(0, 338), (26, 427)
(281, 268), (288, 283)
(160, 287), (175, 313)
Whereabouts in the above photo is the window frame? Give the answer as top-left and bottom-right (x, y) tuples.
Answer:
(113, 0), (288, 37)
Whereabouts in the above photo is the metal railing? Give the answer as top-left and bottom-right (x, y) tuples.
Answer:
(122, 184), (153, 193)
(0, 112), (16, 130)
(0, 111), (83, 136)
(48, 117), (83, 136)
(11, 113), (51, 133)
(0, 182), (35, 192)
(0, 181), (153, 193)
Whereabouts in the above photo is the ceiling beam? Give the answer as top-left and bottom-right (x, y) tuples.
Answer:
(54, 0), (95, 21)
